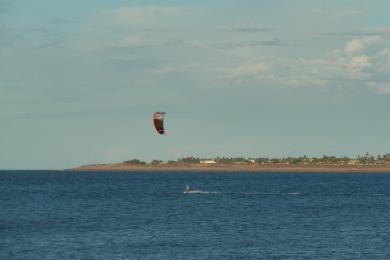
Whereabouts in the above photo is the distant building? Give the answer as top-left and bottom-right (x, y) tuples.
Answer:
(200, 160), (216, 164)
(347, 160), (359, 165)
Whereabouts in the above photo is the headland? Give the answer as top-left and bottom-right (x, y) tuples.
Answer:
(71, 155), (390, 173)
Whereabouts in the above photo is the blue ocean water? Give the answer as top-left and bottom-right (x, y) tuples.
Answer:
(1, 171), (390, 259)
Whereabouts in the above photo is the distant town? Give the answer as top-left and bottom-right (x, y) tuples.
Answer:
(74, 153), (390, 172)
(122, 153), (390, 166)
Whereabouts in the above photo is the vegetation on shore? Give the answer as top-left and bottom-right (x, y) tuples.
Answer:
(120, 153), (390, 166)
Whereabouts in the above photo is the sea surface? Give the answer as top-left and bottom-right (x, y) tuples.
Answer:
(1, 171), (390, 259)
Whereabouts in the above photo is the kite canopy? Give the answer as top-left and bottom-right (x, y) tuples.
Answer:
(152, 112), (166, 135)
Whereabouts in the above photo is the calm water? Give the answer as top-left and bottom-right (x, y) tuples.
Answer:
(1, 171), (390, 259)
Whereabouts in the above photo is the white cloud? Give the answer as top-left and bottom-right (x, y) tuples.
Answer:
(216, 58), (329, 87)
(371, 48), (390, 73)
(344, 36), (383, 55)
(345, 39), (364, 55)
(349, 55), (371, 72)
(215, 36), (390, 92)
(376, 48), (390, 59)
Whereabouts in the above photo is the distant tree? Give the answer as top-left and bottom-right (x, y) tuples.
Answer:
(123, 159), (146, 165)
(311, 157), (319, 163)
(357, 152), (371, 164)
(270, 158), (281, 163)
(177, 157), (200, 163)
(150, 160), (163, 165)
(368, 156), (375, 164)
(383, 154), (390, 161)
(290, 157), (301, 164)
(167, 160), (177, 164)
(215, 157), (233, 164)
(321, 155), (338, 163)
(232, 157), (248, 163)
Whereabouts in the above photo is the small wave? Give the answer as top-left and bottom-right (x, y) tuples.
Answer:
(183, 190), (300, 195)
(287, 192), (301, 195)
(184, 190), (220, 194)
(241, 192), (301, 196)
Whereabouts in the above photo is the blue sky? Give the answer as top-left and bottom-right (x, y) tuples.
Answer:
(1, 0), (390, 169)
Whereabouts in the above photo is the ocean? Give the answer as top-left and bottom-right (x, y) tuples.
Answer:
(1, 170), (390, 259)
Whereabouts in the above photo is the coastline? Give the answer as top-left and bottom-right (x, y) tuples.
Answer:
(69, 163), (390, 173)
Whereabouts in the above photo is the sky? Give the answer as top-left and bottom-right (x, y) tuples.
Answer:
(1, 0), (390, 169)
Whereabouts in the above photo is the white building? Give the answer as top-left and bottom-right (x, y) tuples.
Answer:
(200, 160), (216, 164)
(347, 160), (359, 165)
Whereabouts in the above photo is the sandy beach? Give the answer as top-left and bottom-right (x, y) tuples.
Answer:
(71, 163), (390, 173)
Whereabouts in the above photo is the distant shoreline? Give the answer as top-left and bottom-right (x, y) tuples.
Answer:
(70, 163), (390, 173)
